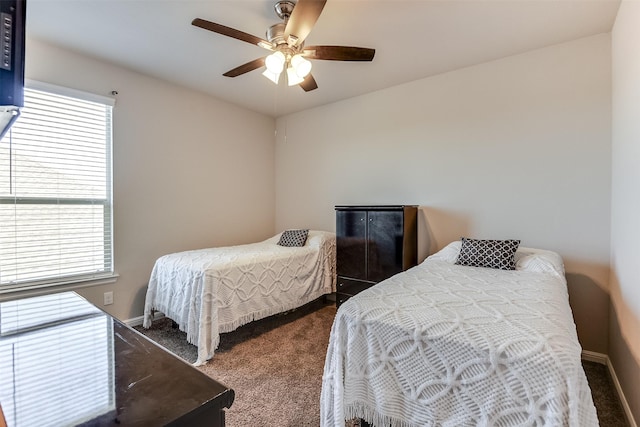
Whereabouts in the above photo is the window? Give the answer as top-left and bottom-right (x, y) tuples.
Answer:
(0, 83), (114, 291)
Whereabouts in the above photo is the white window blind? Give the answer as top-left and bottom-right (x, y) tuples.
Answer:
(0, 86), (113, 289)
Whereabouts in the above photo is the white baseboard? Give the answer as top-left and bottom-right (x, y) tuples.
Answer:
(582, 351), (638, 427)
(124, 312), (165, 327)
(582, 350), (608, 365)
(606, 356), (638, 427)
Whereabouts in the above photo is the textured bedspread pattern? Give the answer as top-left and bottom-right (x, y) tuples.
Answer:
(143, 231), (336, 365)
(321, 254), (598, 426)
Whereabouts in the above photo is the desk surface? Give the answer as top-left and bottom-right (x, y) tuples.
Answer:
(0, 292), (234, 426)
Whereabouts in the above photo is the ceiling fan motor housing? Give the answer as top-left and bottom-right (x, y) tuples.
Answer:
(266, 23), (287, 46)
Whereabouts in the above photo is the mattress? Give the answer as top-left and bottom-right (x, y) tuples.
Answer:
(321, 242), (598, 426)
(143, 230), (336, 365)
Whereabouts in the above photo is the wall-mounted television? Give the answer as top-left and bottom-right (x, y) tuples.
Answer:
(0, 0), (25, 140)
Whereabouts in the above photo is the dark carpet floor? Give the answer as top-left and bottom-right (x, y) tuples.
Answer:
(135, 300), (629, 427)
(583, 360), (629, 426)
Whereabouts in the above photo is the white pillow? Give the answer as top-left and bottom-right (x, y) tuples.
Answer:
(426, 241), (461, 263)
(514, 246), (565, 277)
(306, 230), (335, 248)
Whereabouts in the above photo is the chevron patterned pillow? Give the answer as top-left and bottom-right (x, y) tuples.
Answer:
(455, 237), (520, 270)
(277, 229), (309, 247)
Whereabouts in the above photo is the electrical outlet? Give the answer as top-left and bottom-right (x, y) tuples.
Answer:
(103, 291), (113, 306)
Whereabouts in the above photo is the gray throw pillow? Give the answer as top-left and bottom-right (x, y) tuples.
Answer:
(455, 237), (520, 270)
(277, 229), (309, 247)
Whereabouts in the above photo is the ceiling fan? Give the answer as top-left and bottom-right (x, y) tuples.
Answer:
(192, 0), (375, 92)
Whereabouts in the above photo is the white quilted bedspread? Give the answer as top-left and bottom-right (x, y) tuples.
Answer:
(321, 244), (598, 427)
(143, 230), (336, 365)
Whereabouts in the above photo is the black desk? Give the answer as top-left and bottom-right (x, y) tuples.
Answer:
(0, 292), (234, 426)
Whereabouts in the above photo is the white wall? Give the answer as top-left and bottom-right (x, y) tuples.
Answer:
(611, 0), (640, 422)
(276, 34), (612, 352)
(25, 38), (276, 320)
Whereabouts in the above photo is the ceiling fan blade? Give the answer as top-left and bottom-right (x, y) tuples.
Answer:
(303, 46), (375, 61)
(299, 74), (318, 92)
(192, 18), (272, 49)
(284, 0), (327, 47)
(223, 57), (266, 77)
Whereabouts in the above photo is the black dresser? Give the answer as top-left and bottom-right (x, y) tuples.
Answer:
(335, 205), (418, 307)
(0, 292), (234, 427)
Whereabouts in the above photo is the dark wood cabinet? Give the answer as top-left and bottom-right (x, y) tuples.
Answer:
(335, 205), (418, 307)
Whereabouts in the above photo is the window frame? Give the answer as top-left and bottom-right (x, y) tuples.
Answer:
(0, 80), (118, 298)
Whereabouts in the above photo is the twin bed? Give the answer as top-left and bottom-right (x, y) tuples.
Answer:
(143, 230), (336, 365)
(143, 231), (597, 426)
(321, 240), (599, 426)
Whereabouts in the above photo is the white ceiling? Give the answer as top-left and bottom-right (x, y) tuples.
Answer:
(26, 0), (620, 118)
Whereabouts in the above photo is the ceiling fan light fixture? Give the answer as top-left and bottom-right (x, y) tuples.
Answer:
(286, 66), (305, 86)
(265, 51), (286, 73)
(262, 69), (282, 84)
(291, 54), (312, 78)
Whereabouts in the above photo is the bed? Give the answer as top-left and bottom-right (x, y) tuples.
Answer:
(321, 239), (598, 427)
(143, 229), (336, 365)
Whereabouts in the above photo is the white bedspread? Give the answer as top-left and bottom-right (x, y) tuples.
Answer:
(321, 244), (598, 427)
(143, 230), (336, 365)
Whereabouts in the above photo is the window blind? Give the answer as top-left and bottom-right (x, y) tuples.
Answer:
(0, 86), (113, 288)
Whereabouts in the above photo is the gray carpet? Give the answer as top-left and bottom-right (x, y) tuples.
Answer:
(135, 300), (629, 427)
